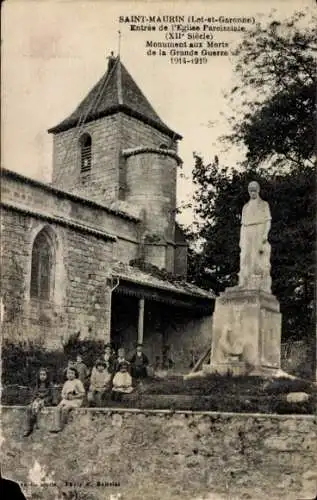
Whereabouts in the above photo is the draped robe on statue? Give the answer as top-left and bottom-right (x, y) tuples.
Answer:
(238, 198), (272, 292)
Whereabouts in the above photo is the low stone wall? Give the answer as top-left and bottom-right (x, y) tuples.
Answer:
(1, 406), (316, 500)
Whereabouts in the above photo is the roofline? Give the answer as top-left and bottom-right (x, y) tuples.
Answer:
(0, 168), (141, 222)
(113, 273), (215, 300)
(1, 201), (117, 242)
(47, 104), (182, 140)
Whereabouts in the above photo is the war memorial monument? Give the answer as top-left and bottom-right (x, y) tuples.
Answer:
(204, 181), (283, 376)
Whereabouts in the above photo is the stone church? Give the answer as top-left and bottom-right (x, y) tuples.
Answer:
(1, 54), (214, 370)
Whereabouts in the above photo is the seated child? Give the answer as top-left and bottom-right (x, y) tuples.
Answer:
(111, 362), (133, 401)
(23, 367), (53, 437)
(50, 366), (85, 433)
(130, 344), (149, 379)
(87, 359), (112, 406)
(114, 347), (130, 373)
(75, 354), (90, 387)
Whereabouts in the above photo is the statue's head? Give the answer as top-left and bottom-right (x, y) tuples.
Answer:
(248, 181), (260, 200)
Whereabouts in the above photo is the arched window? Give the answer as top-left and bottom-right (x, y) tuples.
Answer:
(79, 133), (92, 172)
(30, 229), (55, 300)
(159, 144), (168, 149)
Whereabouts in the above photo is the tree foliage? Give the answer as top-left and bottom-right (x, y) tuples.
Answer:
(187, 10), (316, 344)
(224, 9), (316, 170)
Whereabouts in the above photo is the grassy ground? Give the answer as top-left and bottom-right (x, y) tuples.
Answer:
(2, 374), (316, 414)
(129, 374), (317, 414)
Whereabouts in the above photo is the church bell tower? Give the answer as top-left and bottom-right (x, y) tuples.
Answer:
(48, 54), (186, 274)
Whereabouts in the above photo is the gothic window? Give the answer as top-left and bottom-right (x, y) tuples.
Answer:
(79, 133), (92, 172)
(30, 229), (54, 300)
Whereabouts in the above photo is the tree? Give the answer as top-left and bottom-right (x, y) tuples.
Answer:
(187, 10), (316, 346)
(224, 9), (316, 170)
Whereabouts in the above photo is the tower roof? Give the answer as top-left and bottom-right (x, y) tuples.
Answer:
(48, 56), (182, 139)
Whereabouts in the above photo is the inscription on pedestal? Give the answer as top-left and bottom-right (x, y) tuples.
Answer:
(219, 296), (257, 305)
(210, 288), (281, 374)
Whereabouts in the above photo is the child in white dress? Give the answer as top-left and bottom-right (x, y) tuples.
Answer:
(50, 366), (85, 432)
(111, 362), (133, 402)
(88, 359), (112, 406)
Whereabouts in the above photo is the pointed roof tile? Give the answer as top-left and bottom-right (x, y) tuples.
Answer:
(48, 56), (181, 139)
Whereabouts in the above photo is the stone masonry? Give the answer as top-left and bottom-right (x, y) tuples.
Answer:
(1, 206), (114, 348)
(1, 407), (316, 500)
(52, 115), (122, 203)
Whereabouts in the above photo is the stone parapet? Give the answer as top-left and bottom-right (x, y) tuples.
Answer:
(1, 406), (316, 500)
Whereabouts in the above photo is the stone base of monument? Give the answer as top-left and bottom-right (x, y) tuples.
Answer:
(203, 361), (253, 376)
(204, 287), (282, 377)
(202, 362), (283, 377)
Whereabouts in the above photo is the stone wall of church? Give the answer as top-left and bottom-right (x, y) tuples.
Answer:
(1, 170), (140, 264)
(119, 113), (180, 272)
(51, 113), (178, 208)
(51, 114), (122, 204)
(115, 238), (139, 264)
(174, 244), (188, 277)
(1, 206), (114, 349)
(123, 148), (178, 271)
(120, 113), (177, 150)
(125, 152), (177, 239)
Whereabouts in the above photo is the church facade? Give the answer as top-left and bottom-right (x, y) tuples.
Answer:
(1, 55), (214, 370)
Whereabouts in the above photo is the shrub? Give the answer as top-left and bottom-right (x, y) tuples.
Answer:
(1, 337), (104, 389)
(2, 340), (67, 386)
(62, 332), (104, 368)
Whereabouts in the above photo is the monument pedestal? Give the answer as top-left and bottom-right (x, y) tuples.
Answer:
(204, 287), (282, 376)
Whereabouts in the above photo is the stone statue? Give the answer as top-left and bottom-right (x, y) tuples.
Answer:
(238, 181), (272, 292)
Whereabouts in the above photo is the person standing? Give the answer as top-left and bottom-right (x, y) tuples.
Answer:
(129, 344), (149, 379)
(75, 353), (90, 387)
(103, 343), (116, 371)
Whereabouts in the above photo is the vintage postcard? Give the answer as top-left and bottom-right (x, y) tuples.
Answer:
(1, 0), (316, 499)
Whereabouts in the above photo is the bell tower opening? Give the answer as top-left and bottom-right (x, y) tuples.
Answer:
(79, 133), (92, 173)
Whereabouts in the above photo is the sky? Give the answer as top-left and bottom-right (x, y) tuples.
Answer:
(1, 0), (313, 226)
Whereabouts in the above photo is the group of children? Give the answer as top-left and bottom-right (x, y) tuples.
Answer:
(23, 343), (149, 436)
